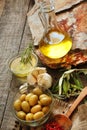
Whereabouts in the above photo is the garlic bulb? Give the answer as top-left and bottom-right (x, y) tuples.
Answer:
(27, 67), (47, 86)
(37, 73), (52, 89)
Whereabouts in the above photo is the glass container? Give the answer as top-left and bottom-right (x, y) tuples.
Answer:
(38, 0), (72, 59)
(9, 53), (38, 78)
(12, 85), (53, 127)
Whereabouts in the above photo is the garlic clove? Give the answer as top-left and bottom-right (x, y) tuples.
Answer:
(31, 67), (47, 79)
(32, 69), (39, 79)
(38, 67), (47, 74)
(37, 73), (52, 89)
(27, 73), (37, 85)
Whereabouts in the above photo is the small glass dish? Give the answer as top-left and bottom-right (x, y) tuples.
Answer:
(9, 53), (38, 78)
(12, 85), (53, 127)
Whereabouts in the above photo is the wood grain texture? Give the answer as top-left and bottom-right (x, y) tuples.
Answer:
(0, 0), (34, 129)
(0, 0), (5, 17)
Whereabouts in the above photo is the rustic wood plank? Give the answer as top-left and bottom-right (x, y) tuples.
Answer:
(0, 0), (5, 17)
(0, 0), (34, 129)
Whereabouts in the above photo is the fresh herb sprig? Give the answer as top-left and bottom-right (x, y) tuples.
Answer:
(21, 43), (33, 65)
(51, 69), (87, 99)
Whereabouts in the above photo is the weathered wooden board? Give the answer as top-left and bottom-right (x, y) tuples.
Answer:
(0, 0), (34, 129)
(0, 0), (5, 17)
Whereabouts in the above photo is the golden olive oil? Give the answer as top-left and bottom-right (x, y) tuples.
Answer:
(10, 54), (37, 77)
(39, 29), (72, 59)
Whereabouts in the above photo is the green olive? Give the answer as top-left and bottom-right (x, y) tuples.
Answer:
(29, 94), (38, 106)
(33, 87), (43, 96)
(21, 101), (30, 113)
(20, 94), (26, 101)
(42, 106), (50, 114)
(26, 113), (33, 121)
(33, 111), (44, 120)
(17, 111), (26, 120)
(40, 96), (52, 106)
(13, 99), (21, 111)
(25, 93), (34, 102)
(39, 94), (48, 99)
(31, 104), (42, 114)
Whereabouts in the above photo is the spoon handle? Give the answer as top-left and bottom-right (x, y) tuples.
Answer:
(65, 87), (87, 118)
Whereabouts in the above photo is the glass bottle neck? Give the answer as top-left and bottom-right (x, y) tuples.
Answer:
(38, 0), (61, 34)
(39, 0), (54, 13)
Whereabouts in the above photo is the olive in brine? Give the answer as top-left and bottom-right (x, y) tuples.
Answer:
(17, 111), (26, 120)
(39, 94), (48, 99)
(29, 94), (38, 106)
(33, 87), (43, 96)
(26, 113), (33, 121)
(13, 99), (21, 111)
(33, 111), (44, 120)
(31, 104), (42, 114)
(40, 96), (52, 106)
(20, 94), (26, 101)
(25, 93), (34, 102)
(21, 101), (30, 113)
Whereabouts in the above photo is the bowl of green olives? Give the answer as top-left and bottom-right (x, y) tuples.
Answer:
(12, 85), (53, 127)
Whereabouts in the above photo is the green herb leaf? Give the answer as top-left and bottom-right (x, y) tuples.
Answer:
(21, 43), (33, 65)
(52, 68), (87, 99)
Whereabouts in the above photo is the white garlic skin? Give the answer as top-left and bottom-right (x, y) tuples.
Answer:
(27, 67), (47, 86)
(27, 73), (37, 85)
(37, 73), (52, 89)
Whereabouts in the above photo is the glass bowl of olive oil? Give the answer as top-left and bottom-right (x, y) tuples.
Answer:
(9, 53), (38, 78)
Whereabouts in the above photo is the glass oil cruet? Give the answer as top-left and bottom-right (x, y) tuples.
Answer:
(38, 0), (72, 59)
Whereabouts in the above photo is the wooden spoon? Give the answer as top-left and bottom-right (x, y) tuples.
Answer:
(54, 87), (87, 130)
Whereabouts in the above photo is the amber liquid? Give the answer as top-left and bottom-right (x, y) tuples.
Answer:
(39, 29), (72, 59)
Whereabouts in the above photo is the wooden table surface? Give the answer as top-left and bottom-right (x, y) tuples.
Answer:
(0, 0), (35, 130)
(0, 0), (87, 130)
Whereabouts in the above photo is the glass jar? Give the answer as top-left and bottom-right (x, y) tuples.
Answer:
(38, 0), (72, 59)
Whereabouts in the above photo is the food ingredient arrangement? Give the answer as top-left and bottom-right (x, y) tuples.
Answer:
(10, 40), (87, 129)
(13, 87), (52, 121)
(10, 61), (87, 130)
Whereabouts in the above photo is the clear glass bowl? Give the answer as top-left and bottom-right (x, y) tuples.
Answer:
(9, 53), (38, 78)
(12, 85), (53, 127)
